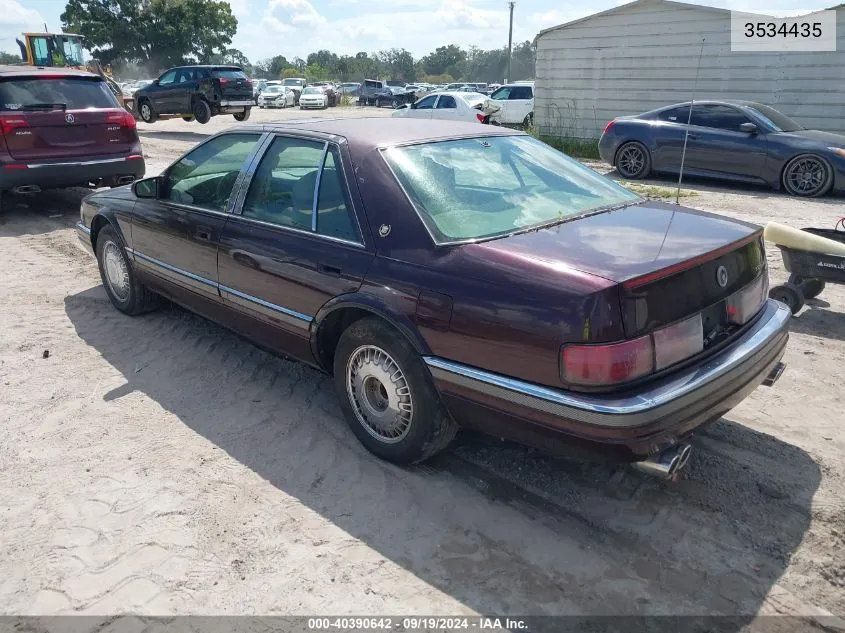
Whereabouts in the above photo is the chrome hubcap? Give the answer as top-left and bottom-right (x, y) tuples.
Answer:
(787, 158), (825, 194)
(103, 241), (130, 301)
(140, 103), (151, 120)
(618, 146), (645, 177)
(346, 345), (413, 443)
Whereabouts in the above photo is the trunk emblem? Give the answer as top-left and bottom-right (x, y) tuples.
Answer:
(65, 113), (75, 124)
(716, 265), (729, 288)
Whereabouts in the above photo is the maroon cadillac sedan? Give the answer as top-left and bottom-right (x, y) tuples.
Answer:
(76, 118), (790, 479)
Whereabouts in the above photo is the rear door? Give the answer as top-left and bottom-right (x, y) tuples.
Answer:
(432, 94), (459, 120)
(172, 67), (198, 113)
(0, 74), (134, 161)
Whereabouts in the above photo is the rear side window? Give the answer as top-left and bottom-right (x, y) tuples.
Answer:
(212, 69), (247, 80)
(436, 96), (457, 109)
(0, 77), (119, 111)
(659, 106), (691, 123)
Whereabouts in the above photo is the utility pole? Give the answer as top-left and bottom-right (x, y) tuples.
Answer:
(506, 1), (515, 83)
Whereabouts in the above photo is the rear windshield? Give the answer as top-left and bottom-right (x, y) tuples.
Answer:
(0, 77), (119, 111)
(382, 135), (640, 244)
(211, 69), (247, 80)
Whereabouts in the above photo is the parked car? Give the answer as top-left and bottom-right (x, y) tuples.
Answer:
(488, 82), (534, 126)
(309, 82), (338, 107)
(0, 65), (144, 203)
(75, 118), (789, 476)
(340, 82), (361, 97)
(252, 79), (267, 104)
(599, 100), (845, 198)
(135, 65), (253, 124)
(392, 91), (499, 123)
(298, 86), (329, 109)
(281, 77), (306, 104)
(359, 79), (395, 107)
(258, 85), (295, 108)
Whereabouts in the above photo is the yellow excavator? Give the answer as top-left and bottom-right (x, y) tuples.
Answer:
(16, 32), (135, 114)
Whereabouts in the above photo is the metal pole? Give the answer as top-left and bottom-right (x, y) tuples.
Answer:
(506, 1), (515, 83)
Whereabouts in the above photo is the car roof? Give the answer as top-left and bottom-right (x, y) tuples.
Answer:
(0, 64), (100, 79)
(237, 117), (524, 151)
(651, 99), (770, 112)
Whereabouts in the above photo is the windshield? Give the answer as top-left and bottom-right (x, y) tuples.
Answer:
(747, 103), (804, 132)
(383, 135), (640, 244)
(265, 86), (282, 93)
(283, 79), (303, 86)
(302, 86), (321, 94)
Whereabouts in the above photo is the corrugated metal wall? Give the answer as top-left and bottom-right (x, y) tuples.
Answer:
(535, 0), (845, 139)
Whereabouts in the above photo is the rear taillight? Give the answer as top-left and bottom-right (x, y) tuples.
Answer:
(602, 119), (616, 135)
(726, 274), (768, 325)
(219, 78), (229, 85)
(562, 313), (706, 387)
(476, 113), (485, 123)
(106, 110), (137, 129)
(562, 336), (654, 387)
(0, 116), (29, 135)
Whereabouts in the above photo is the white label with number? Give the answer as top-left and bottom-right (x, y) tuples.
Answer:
(731, 10), (837, 52)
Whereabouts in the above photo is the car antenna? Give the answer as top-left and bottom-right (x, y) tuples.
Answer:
(675, 37), (706, 205)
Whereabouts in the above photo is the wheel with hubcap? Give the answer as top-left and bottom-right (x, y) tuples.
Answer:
(523, 112), (534, 128)
(138, 99), (156, 123)
(782, 154), (833, 197)
(95, 225), (160, 316)
(333, 317), (458, 464)
(788, 274), (826, 299)
(769, 283), (804, 316)
(233, 108), (251, 122)
(192, 99), (212, 124)
(615, 141), (651, 179)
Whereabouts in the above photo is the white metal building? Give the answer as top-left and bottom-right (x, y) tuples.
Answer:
(534, 0), (845, 138)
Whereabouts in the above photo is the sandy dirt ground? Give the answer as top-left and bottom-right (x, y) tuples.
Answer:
(0, 107), (843, 623)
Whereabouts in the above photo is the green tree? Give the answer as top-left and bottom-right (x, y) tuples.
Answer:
(419, 44), (465, 79)
(304, 62), (328, 82)
(60, 0), (237, 71)
(377, 48), (415, 82)
(0, 51), (22, 64)
(282, 67), (301, 79)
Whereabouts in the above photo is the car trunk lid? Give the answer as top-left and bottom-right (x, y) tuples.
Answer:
(476, 201), (766, 337)
(0, 75), (133, 161)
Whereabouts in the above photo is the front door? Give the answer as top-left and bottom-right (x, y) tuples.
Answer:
(129, 132), (265, 302)
(148, 69), (179, 113)
(410, 94), (437, 119)
(217, 134), (375, 362)
(683, 103), (768, 180)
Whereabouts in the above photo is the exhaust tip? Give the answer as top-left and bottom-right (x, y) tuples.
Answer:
(631, 443), (693, 481)
(762, 362), (786, 387)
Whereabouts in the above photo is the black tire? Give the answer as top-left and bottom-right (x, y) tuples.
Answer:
(769, 283), (805, 316)
(233, 108), (251, 122)
(95, 225), (160, 316)
(138, 99), (156, 123)
(788, 274), (826, 299)
(523, 112), (534, 127)
(182, 115), (194, 122)
(192, 98), (212, 124)
(333, 317), (458, 464)
(615, 141), (651, 179)
(782, 154), (833, 198)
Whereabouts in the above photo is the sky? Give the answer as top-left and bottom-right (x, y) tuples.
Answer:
(8, 0), (832, 63)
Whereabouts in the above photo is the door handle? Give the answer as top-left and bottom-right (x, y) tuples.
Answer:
(318, 263), (342, 276)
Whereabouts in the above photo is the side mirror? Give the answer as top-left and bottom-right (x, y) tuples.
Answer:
(152, 79), (160, 86)
(740, 122), (758, 135)
(133, 176), (160, 199)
